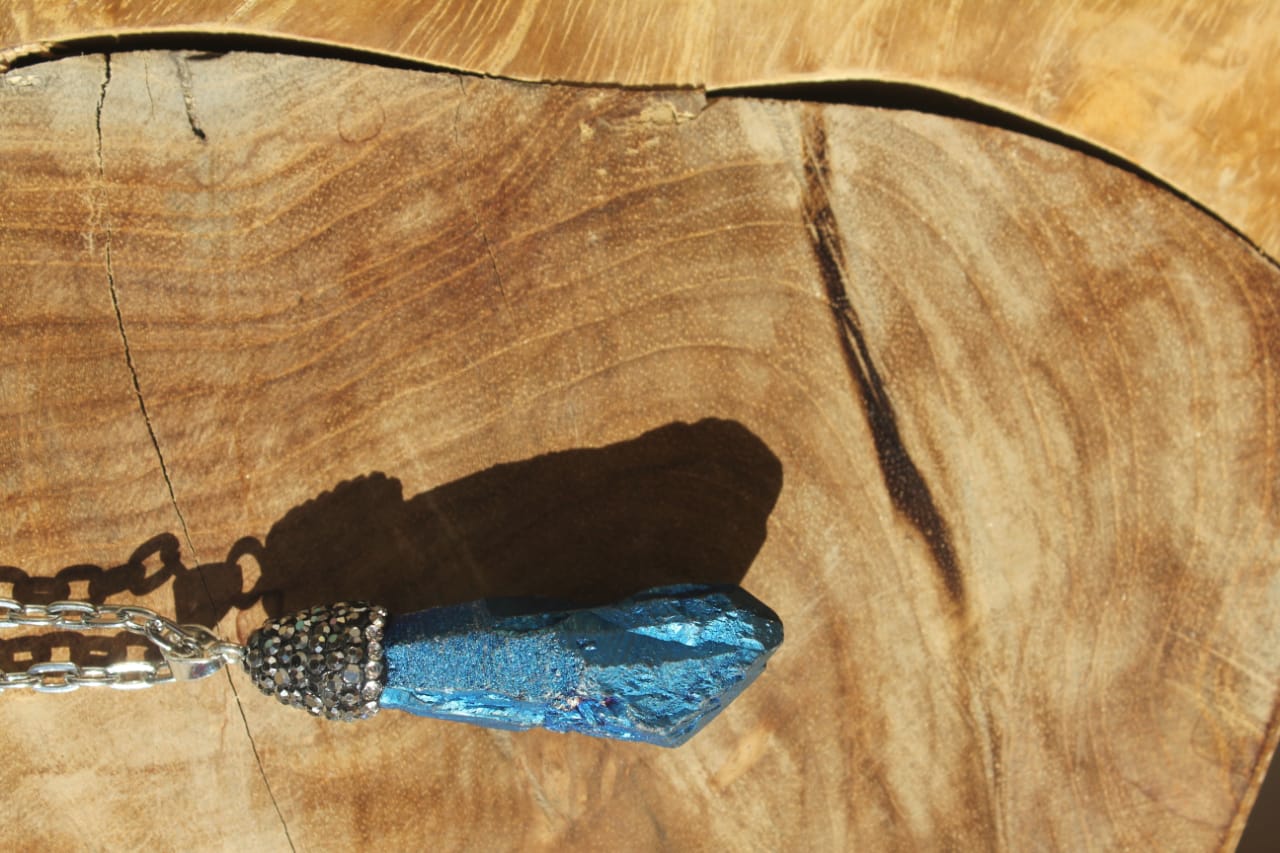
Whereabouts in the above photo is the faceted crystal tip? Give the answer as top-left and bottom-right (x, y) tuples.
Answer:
(379, 584), (784, 747)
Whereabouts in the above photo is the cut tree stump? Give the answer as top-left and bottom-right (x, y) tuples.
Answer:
(1, 51), (1278, 850)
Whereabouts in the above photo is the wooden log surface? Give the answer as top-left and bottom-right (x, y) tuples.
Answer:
(2, 50), (1279, 850)
(3, 1), (1279, 266)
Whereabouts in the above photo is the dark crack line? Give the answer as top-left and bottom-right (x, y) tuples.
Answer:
(172, 53), (207, 141)
(231, 685), (298, 851)
(800, 106), (965, 609)
(94, 55), (109, 169)
(95, 54), (292, 850)
(103, 254), (201, 559)
(96, 55), (198, 567)
(476, 225), (511, 314)
(451, 75), (512, 317)
(105, 254), (292, 849)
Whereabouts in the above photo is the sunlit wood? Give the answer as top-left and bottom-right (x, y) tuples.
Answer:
(1, 51), (1277, 850)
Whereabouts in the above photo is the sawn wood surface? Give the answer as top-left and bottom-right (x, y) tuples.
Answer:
(0, 51), (1278, 851)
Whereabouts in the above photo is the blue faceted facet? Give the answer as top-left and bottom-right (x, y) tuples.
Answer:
(379, 585), (783, 747)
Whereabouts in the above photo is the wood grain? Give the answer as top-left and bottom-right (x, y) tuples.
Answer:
(2, 51), (1279, 850)
(3, 2), (1279, 266)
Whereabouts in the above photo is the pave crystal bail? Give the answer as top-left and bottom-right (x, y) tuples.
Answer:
(244, 602), (387, 722)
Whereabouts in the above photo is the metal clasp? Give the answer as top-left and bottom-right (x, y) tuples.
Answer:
(159, 624), (242, 681)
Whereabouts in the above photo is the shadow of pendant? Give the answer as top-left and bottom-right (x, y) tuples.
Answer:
(248, 418), (784, 618)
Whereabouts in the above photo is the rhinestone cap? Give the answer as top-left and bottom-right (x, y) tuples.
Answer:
(244, 602), (387, 721)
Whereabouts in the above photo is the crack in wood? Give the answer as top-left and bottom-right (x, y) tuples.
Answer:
(172, 53), (207, 141)
(230, 685), (298, 852)
(96, 54), (199, 568)
(95, 54), (294, 853)
(451, 74), (513, 319)
(799, 106), (965, 610)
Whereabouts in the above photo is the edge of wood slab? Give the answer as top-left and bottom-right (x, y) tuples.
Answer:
(3, 1), (1280, 263)
(4, 26), (1273, 276)
(1235, 706), (1280, 849)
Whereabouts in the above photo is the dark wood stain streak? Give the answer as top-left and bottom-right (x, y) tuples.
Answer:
(800, 106), (965, 608)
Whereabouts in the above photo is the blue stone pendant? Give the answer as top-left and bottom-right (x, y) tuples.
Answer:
(244, 585), (782, 747)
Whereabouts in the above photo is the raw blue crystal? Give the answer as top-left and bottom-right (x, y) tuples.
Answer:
(379, 584), (783, 747)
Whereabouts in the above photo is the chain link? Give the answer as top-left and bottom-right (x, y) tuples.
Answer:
(0, 598), (244, 692)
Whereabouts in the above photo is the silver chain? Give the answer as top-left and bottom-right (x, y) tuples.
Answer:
(0, 599), (244, 693)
